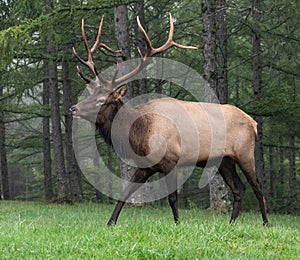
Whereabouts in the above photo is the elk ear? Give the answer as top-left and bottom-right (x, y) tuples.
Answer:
(113, 84), (127, 99)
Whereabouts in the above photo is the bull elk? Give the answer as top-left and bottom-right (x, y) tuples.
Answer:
(70, 14), (268, 226)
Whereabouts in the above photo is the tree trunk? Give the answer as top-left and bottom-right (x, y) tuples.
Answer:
(114, 4), (138, 203)
(289, 136), (297, 213)
(0, 87), (10, 200)
(133, 0), (147, 100)
(216, 0), (228, 104)
(202, 0), (229, 213)
(114, 4), (132, 98)
(202, 0), (217, 99)
(62, 60), (82, 202)
(42, 66), (53, 201)
(252, 0), (270, 212)
(46, 0), (69, 201)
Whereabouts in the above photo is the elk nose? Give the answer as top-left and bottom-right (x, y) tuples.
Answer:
(69, 106), (78, 115)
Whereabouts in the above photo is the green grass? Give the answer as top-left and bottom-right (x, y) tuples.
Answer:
(0, 201), (299, 259)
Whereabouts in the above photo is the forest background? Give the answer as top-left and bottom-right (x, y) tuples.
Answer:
(0, 0), (299, 215)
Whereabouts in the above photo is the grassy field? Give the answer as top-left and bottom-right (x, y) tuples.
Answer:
(0, 201), (299, 259)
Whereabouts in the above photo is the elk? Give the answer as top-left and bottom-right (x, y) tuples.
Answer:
(70, 14), (268, 226)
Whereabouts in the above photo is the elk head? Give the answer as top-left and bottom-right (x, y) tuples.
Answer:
(70, 14), (197, 122)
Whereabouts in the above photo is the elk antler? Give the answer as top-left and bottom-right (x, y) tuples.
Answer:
(73, 15), (121, 89)
(74, 14), (197, 90)
(111, 13), (197, 88)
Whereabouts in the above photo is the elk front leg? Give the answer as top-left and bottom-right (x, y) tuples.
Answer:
(107, 168), (153, 226)
(165, 169), (179, 223)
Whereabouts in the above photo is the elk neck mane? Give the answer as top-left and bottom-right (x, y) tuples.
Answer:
(95, 98), (140, 146)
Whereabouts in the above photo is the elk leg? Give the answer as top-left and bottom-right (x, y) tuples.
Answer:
(107, 168), (153, 226)
(165, 169), (179, 223)
(219, 159), (246, 224)
(239, 161), (268, 225)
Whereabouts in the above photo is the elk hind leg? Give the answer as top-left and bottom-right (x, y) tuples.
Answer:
(238, 160), (268, 225)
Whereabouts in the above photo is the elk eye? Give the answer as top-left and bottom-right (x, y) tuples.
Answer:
(96, 97), (106, 106)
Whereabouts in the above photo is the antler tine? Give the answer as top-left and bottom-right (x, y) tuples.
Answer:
(167, 13), (174, 43)
(168, 13), (198, 50)
(91, 15), (121, 54)
(76, 66), (92, 84)
(137, 46), (143, 59)
(72, 19), (98, 77)
(90, 15), (104, 54)
(155, 13), (198, 54)
(137, 16), (153, 57)
(81, 19), (91, 57)
(73, 47), (89, 69)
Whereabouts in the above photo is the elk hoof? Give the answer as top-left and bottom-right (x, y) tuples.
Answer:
(107, 219), (116, 226)
(175, 219), (180, 225)
(229, 218), (236, 225)
(263, 221), (269, 227)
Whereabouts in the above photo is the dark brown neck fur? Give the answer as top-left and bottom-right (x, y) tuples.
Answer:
(95, 99), (140, 146)
(95, 100), (123, 145)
